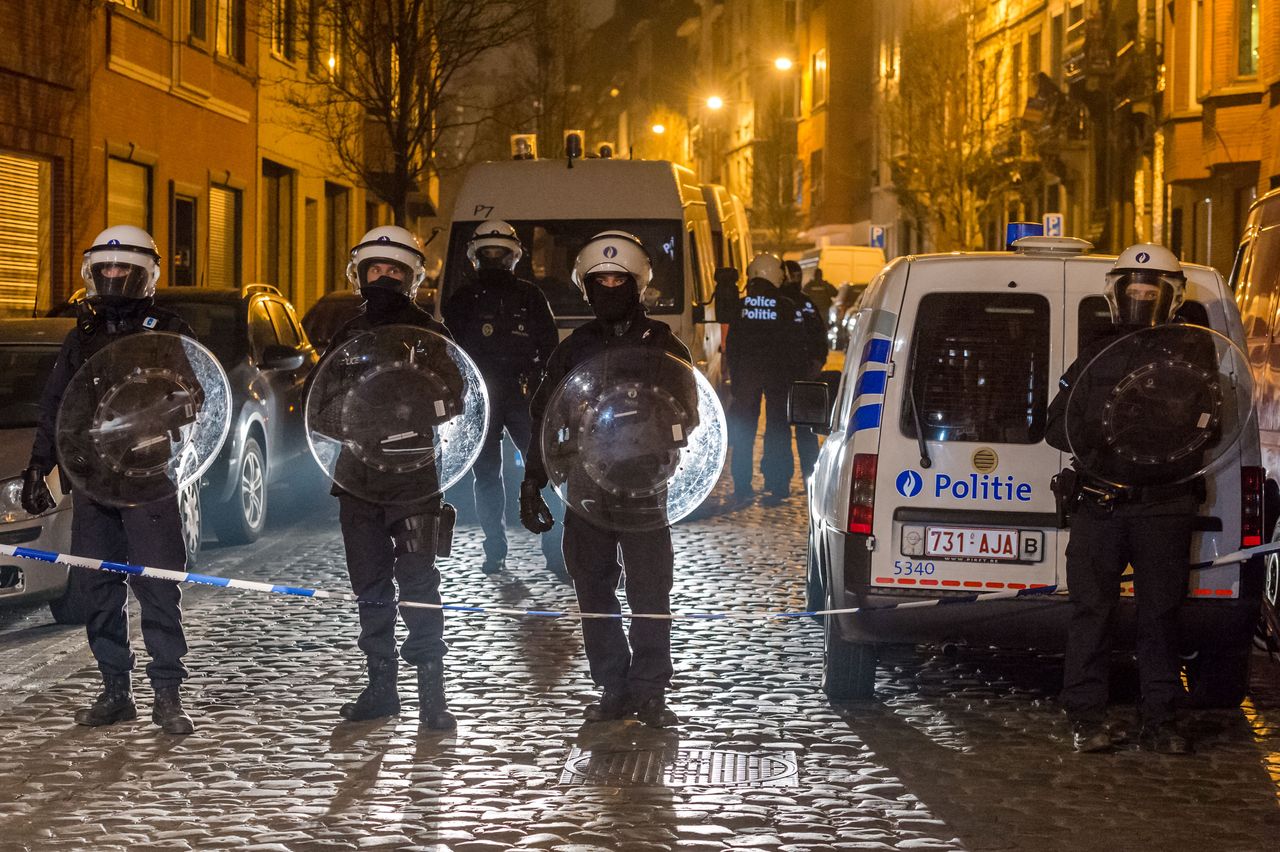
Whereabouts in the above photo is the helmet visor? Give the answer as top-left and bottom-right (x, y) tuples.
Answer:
(88, 262), (153, 300)
(1105, 270), (1184, 327)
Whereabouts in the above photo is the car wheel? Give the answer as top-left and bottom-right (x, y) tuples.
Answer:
(48, 566), (90, 625)
(1184, 643), (1252, 709)
(179, 481), (202, 565)
(214, 437), (267, 545)
(821, 587), (876, 700)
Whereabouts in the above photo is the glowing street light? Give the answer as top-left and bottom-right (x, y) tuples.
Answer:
(706, 95), (724, 110)
(652, 123), (666, 135)
(774, 56), (793, 71)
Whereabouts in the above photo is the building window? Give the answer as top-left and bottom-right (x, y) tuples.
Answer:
(189, 0), (207, 40)
(208, 184), (241, 288)
(324, 182), (350, 292)
(811, 48), (829, 108)
(809, 149), (824, 210)
(171, 194), (197, 286)
(262, 160), (294, 293)
(107, 157), (151, 231)
(216, 0), (245, 63)
(1238, 0), (1259, 77)
(271, 0), (296, 61)
(0, 153), (52, 314)
(115, 0), (159, 19)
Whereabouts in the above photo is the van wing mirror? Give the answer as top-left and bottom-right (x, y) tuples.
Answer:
(788, 380), (832, 435)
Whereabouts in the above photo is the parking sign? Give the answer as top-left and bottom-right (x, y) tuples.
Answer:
(870, 225), (885, 249)
(1043, 213), (1063, 237)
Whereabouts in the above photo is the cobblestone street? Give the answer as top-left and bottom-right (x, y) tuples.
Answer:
(1, 483), (1279, 852)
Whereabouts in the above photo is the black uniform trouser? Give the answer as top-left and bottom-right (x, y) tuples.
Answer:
(1062, 500), (1194, 726)
(472, 378), (564, 564)
(728, 372), (794, 494)
(339, 494), (446, 665)
(564, 511), (674, 698)
(72, 492), (189, 686)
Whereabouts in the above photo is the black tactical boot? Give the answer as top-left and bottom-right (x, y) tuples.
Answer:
(634, 693), (678, 729)
(340, 658), (401, 721)
(481, 557), (505, 575)
(1139, 721), (1192, 755)
(417, 660), (456, 731)
(74, 675), (137, 727)
(1071, 721), (1113, 753)
(583, 690), (631, 722)
(152, 684), (195, 735)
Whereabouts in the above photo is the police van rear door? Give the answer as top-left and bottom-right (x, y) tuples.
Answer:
(873, 256), (1065, 593)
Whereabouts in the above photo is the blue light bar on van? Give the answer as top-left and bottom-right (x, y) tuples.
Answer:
(1005, 222), (1043, 249)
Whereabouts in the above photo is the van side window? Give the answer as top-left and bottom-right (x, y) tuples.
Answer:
(1077, 296), (1210, 352)
(900, 293), (1050, 444)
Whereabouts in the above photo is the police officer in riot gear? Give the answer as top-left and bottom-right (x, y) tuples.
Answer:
(443, 220), (562, 577)
(319, 225), (465, 729)
(782, 260), (829, 481)
(726, 252), (806, 504)
(519, 231), (694, 728)
(1046, 243), (1205, 755)
(22, 225), (197, 735)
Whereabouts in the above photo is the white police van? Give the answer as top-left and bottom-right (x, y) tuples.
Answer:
(795, 236), (1265, 704)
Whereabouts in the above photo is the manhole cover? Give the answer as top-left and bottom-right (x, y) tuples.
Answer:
(559, 747), (798, 788)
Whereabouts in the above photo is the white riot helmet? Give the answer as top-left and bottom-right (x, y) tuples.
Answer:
(570, 231), (653, 298)
(466, 219), (523, 272)
(80, 225), (161, 301)
(746, 252), (784, 288)
(1104, 243), (1186, 328)
(346, 225), (427, 298)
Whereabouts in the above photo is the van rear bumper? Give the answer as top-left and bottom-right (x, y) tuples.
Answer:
(833, 532), (1260, 652)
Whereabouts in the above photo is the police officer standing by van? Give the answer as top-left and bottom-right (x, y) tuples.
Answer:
(443, 220), (562, 578)
(726, 253), (805, 504)
(1046, 244), (1204, 755)
(782, 260), (830, 481)
(519, 231), (693, 728)
(22, 225), (197, 735)
(319, 226), (464, 730)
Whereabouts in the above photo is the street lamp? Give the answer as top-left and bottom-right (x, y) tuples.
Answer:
(652, 123), (666, 135)
(774, 56), (793, 72)
(706, 95), (724, 111)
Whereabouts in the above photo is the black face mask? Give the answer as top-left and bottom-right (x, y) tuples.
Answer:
(587, 278), (640, 322)
(477, 268), (514, 288)
(363, 283), (411, 316)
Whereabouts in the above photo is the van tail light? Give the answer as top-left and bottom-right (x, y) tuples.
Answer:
(1242, 466), (1264, 548)
(848, 453), (877, 535)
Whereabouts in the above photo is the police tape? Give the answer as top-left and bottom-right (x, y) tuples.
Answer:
(4, 538), (1277, 621)
(2, 543), (1062, 620)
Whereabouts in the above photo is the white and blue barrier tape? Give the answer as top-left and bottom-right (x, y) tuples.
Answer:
(3, 539), (1276, 621)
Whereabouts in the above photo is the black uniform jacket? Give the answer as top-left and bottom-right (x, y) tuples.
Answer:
(524, 311), (695, 491)
(30, 300), (195, 477)
(724, 280), (806, 382)
(781, 282), (830, 375)
(441, 275), (558, 387)
(312, 296), (464, 502)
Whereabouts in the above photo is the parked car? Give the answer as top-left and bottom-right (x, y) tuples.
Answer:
(793, 236), (1263, 707)
(1230, 186), (1280, 645)
(0, 318), (200, 622)
(827, 283), (867, 350)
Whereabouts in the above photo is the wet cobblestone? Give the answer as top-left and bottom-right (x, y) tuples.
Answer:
(0, 479), (1278, 851)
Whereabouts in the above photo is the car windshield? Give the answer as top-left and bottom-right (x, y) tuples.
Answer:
(0, 346), (59, 428)
(441, 219), (684, 318)
(154, 300), (242, 366)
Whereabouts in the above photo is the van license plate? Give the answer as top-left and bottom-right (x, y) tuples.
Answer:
(924, 526), (1039, 562)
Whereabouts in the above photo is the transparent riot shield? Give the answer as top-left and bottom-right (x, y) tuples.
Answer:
(305, 325), (488, 504)
(56, 332), (231, 507)
(1065, 324), (1254, 488)
(541, 347), (727, 531)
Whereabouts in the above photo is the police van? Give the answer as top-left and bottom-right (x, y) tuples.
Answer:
(439, 159), (731, 386)
(794, 236), (1264, 705)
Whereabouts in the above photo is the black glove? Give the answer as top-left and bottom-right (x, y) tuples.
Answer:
(519, 479), (555, 534)
(21, 466), (55, 516)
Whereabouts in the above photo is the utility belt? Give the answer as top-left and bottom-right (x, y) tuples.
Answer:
(1051, 468), (1199, 525)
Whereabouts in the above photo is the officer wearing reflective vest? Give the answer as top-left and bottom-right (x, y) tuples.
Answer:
(22, 225), (198, 735)
(725, 252), (806, 504)
(519, 231), (694, 728)
(1046, 244), (1208, 755)
(317, 226), (465, 729)
(443, 220), (562, 578)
